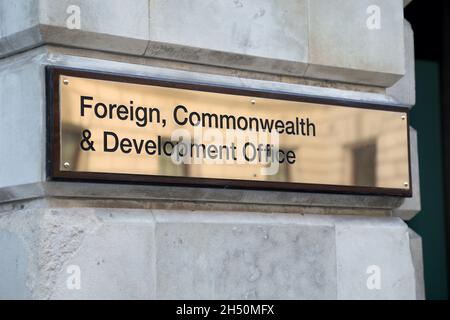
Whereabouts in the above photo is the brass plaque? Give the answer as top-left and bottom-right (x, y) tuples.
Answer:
(47, 67), (411, 196)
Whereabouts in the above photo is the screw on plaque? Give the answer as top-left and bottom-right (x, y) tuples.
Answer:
(63, 79), (69, 85)
(404, 182), (409, 188)
(63, 162), (70, 169)
(251, 99), (256, 105)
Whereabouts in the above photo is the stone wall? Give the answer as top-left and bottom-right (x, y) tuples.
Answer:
(0, 0), (423, 299)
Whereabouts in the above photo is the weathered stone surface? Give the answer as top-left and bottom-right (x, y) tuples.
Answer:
(38, 0), (149, 55)
(154, 211), (336, 299)
(0, 58), (45, 188)
(147, 0), (308, 75)
(40, 26), (148, 56)
(0, 0), (149, 57)
(306, 0), (405, 87)
(0, 208), (41, 299)
(387, 20), (416, 107)
(0, 0), (410, 87)
(408, 228), (425, 300)
(0, 208), (424, 299)
(39, 0), (149, 40)
(0, 231), (29, 299)
(0, 0), (39, 37)
(0, 25), (42, 57)
(47, 209), (156, 299)
(335, 216), (417, 299)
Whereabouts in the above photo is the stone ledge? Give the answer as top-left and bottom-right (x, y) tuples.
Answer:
(144, 41), (308, 78)
(0, 182), (401, 213)
(43, 48), (413, 107)
(0, 174), (417, 219)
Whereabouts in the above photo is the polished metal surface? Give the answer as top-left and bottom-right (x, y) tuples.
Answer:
(57, 74), (410, 192)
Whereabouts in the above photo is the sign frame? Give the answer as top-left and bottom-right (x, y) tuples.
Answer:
(46, 66), (412, 197)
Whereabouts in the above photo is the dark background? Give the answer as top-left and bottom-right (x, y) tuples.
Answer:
(405, 0), (449, 300)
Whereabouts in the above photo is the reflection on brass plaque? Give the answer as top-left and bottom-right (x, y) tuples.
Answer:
(47, 67), (411, 196)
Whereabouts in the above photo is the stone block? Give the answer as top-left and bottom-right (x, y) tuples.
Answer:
(0, 0), (410, 88)
(0, 208), (157, 299)
(335, 216), (418, 299)
(0, 208), (42, 300)
(39, 0), (149, 55)
(0, 0), (39, 37)
(38, 0), (148, 40)
(408, 228), (425, 300)
(0, 59), (45, 188)
(47, 208), (156, 299)
(0, 231), (30, 299)
(306, 0), (405, 87)
(0, 0), (149, 57)
(147, 0), (309, 75)
(0, 208), (424, 299)
(0, 0), (42, 64)
(154, 211), (336, 299)
(387, 20), (416, 107)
